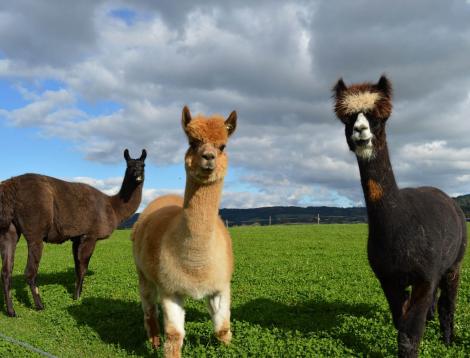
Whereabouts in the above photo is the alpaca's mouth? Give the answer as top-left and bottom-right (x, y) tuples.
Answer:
(201, 164), (215, 172)
(196, 166), (216, 181)
(201, 168), (215, 176)
(355, 138), (371, 147)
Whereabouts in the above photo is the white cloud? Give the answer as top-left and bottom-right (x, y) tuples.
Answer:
(2, 89), (82, 126)
(71, 176), (123, 195)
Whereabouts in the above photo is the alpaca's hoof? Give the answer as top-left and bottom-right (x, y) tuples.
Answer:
(426, 306), (435, 322)
(150, 335), (161, 349)
(6, 309), (16, 317)
(398, 332), (419, 358)
(442, 333), (454, 346)
(216, 329), (232, 345)
(163, 341), (181, 358)
(35, 302), (44, 311)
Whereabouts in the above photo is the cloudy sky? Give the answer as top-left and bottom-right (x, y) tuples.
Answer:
(1, 0), (470, 209)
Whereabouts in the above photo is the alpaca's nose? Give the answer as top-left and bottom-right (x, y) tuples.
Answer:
(202, 152), (215, 161)
(354, 124), (368, 133)
(354, 122), (368, 133)
(353, 113), (371, 136)
(201, 150), (216, 170)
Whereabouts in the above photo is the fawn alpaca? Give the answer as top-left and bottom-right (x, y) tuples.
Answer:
(132, 106), (237, 357)
(332, 75), (467, 357)
(0, 149), (146, 316)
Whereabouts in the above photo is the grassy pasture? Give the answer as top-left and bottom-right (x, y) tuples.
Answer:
(0, 224), (469, 357)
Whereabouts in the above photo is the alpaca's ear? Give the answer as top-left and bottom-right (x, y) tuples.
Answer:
(333, 78), (347, 98)
(377, 75), (392, 97)
(182, 106), (192, 132)
(225, 111), (237, 137)
(140, 149), (147, 161)
(124, 149), (131, 161)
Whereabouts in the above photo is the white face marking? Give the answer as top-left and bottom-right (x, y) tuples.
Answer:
(351, 113), (374, 160)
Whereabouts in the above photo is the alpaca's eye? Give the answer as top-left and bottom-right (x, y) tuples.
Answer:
(369, 118), (380, 129)
(219, 145), (226, 152)
(190, 141), (200, 149)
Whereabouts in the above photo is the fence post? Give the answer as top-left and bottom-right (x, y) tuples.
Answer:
(317, 214), (320, 224)
(269, 216), (271, 226)
(225, 219), (229, 228)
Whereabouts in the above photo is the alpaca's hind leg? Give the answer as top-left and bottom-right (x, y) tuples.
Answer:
(161, 295), (185, 358)
(72, 236), (97, 300)
(0, 225), (18, 317)
(207, 286), (232, 344)
(438, 266), (461, 345)
(426, 287), (438, 322)
(398, 282), (434, 358)
(137, 270), (160, 349)
(24, 237), (44, 310)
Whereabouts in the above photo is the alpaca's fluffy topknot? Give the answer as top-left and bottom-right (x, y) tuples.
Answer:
(338, 91), (381, 115)
(185, 116), (228, 144)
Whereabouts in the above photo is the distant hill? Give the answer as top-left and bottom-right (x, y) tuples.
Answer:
(454, 194), (470, 216)
(118, 213), (140, 229)
(118, 194), (470, 229)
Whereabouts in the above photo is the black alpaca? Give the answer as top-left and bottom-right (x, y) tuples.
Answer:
(0, 149), (146, 317)
(332, 76), (467, 357)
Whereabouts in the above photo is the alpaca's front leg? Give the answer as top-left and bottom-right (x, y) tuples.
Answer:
(161, 295), (185, 358)
(0, 224), (18, 317)
(207, 286), (232, 344)
(380, 279), (409, 329)
(72, 236), (97, 300)
(398, 282), (434, 358)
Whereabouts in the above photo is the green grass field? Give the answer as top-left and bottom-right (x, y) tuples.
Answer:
(0, 224), (469, 357)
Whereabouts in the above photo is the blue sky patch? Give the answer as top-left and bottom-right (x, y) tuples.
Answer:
(109, 8), (137, 25)
(0, 80), (29, 110)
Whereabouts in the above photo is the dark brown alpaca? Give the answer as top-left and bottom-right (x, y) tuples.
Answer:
(0, 149), (146, 317)
(333, 75), (467, 357)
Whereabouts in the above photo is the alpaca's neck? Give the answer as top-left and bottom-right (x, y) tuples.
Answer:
(182, 176), (223, 242)
(357, 141), (399, 216)
(110, 175), (143, 224)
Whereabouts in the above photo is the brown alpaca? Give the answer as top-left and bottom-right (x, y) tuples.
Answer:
(0, 149), (146, 316)
(132, 106), (236, 357)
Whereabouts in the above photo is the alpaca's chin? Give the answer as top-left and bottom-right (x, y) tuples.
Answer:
(355, 145), (375, 161)
(189, 169), (224, 184)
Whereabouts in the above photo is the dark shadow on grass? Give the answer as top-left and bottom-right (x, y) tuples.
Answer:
(232, 297), (375, 332)
(232, 297), (387, 357)
(67, 297), (153, 357)
(66, 296), (390, 357)
(0, 268), (94, 312)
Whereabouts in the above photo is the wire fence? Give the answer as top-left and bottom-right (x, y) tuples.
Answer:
(119, 214), (470, 229)
(222, 214), (369, 227)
